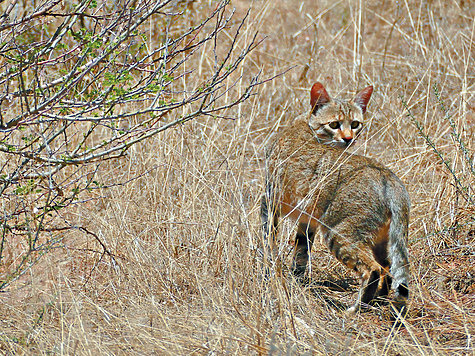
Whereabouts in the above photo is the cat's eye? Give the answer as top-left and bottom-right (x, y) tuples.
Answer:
(351, 121), (361, 129)
(328, 122), (340, 129)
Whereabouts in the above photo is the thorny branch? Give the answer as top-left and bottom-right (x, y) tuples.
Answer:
(0, 0), (262, 289)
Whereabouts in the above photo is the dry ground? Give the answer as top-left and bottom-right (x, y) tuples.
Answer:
(1, 0), (474, 354)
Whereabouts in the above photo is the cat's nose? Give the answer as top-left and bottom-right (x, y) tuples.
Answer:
(342, 137), (353, 145)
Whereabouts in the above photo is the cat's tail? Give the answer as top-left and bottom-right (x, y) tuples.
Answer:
(387, 183), (411, 318)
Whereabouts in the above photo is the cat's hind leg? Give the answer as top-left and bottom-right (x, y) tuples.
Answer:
(322, 224), (382, 312)
(291, 222), (316, 282)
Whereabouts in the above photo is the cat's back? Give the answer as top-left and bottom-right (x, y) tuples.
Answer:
(266, 113), (408, 212)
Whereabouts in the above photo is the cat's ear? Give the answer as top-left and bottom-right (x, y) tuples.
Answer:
(310, 82), (331, 114)
(353, 85), (373, 114)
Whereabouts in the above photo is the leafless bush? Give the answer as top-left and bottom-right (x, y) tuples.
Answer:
(0, 0), (261, 289)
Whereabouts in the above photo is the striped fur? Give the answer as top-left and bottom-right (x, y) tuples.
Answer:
(261, 83), (410, 316)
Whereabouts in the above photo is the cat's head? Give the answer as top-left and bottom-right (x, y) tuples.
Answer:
(308, 82), (373, 148)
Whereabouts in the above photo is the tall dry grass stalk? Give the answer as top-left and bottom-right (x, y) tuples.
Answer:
(1, 0), (474, 354)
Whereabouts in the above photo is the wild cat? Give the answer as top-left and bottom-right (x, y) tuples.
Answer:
(261, 82), (410, 316)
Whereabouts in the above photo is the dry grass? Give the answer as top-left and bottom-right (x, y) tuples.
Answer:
(1, 0), (474, 354)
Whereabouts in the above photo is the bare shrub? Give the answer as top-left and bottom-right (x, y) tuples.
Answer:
(0, 0), (260, 289)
